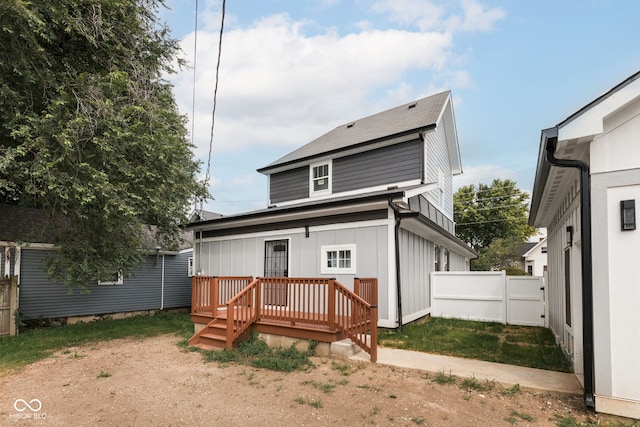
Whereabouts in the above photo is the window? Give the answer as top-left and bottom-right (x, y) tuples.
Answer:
(321, 244), (356, 274)
(310, 161), (331, 196)
(564, 248), (571, 327)
(188, 257), (194, 277)
(98, 272), (123, 286)
(434, 245), (441, 271)
(527, 265), (533, 276)
(444, 249), (450, 271)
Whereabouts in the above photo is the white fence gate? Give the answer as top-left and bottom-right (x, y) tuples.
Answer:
(430, 271), (547, 327)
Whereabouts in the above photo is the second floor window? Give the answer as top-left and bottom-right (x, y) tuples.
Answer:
(310, 161), (331, 196)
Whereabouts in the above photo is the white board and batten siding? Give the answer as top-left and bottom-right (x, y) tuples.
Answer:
(430, 271), (546, 327)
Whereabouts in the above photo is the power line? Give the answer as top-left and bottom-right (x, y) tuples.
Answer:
(204, 0), (226, 187)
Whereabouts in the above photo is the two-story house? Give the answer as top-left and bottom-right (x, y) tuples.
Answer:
(189, 91), (476, 328)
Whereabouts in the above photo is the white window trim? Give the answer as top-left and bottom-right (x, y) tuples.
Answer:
(321, 244), (356, 275)
(310, 160), (332, 197)
(98, 272), (123, 286)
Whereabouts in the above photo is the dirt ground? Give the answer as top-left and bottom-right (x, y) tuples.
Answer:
(0, 335), (627, 426)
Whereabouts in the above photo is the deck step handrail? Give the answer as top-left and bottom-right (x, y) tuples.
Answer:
(334, 279), (378, 362)
(225, 278), (260, 349)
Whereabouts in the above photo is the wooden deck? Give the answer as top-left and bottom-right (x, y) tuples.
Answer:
(189, 276), (378, 362)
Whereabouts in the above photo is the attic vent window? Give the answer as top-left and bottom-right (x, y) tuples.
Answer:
(346, 122), (355, 128)
(408, 103), (417, 109)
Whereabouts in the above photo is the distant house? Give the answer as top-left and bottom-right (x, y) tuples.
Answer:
(0, 204), (193, 322)
(529, 71), (640, 418)
(189, 91), (477, 328)
(515, 238), (547, 276)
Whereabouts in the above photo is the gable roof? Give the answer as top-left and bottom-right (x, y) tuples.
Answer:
(515, 242), (537, 258)
(0, 204), (192, 252)
(521, 237), (547, 258)
(258, 91), (453, 174)
(0, 204), (57, 244)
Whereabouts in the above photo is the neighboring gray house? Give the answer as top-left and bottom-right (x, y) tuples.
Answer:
(189, 91), (477, 328)
(530, 70), (640, 418)
(0, 204), (193, 321)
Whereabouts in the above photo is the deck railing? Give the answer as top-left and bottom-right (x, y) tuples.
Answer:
(191, 276), (254, 316)
(192, 276), (378, 361)
(354, 277), (378, 306)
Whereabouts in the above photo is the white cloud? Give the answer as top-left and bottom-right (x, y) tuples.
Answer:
(171, 12), (455, 157)
(373, 0), (505, 34)
(453, 165), (518, 190)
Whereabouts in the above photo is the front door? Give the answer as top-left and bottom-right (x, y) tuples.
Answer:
(264, 240), (289, 305)
(264, 239), (289, 277)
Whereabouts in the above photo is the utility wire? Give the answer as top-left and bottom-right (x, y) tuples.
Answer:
(204, 0), (226, 188)
(190, 0), (198, 149)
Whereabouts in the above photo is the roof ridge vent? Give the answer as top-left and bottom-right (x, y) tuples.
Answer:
(407, 102), (417, 109)
(346, 122), (355, 128)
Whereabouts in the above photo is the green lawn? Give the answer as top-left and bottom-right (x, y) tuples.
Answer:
(0, 311), (193, 375)
(378, 317), (573, 373)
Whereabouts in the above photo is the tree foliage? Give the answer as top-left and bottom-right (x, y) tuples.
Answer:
(471, 236), (528, 272)
(0, 0), (206, 288)
(454, 179), (535, 252)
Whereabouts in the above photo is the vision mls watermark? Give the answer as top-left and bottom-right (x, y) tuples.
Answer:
(10, 398), (47, 420)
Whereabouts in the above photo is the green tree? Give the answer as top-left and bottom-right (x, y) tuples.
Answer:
(471, 236), (528, 273)
(0, 0), (206, 288)
(454, 179), (535, 252)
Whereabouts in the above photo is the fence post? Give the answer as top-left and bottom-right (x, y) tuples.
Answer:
(9, 276), (18, 336)
(328, 279), (336, 331)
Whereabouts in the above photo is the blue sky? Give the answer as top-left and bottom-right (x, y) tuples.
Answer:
(160, 0), (639, 215)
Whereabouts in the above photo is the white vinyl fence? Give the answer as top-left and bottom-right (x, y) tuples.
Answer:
(430, 271), (547, 327)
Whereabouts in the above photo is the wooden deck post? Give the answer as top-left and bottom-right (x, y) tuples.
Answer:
(369, 304), (378, 363)
(211, 277), (219, 316)
(328, 279), (336, 331)
(255, 278), (261, 321)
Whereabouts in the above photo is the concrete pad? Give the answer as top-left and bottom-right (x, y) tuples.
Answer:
(351, 347), (583, 396)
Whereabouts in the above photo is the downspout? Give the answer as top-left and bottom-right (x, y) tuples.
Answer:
(544, 128), (595, 409)
(388, 199), (403, 333)
(160, 254), (165, 310)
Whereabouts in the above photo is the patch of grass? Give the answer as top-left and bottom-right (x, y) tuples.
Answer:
(301, 378), (348, 394)
(378, 317), (572, 372)
(294, 397), (322, 409)
(201, 333), (316, 373)
(500, 383), (520, 397)
(331, 360), (359, 376)
(460, 376), (495, 392)
(509, 410), (534, 422)
(0, 311), (192, 375)
(432, 370), (457, 385)
(97, 370), (111, 378)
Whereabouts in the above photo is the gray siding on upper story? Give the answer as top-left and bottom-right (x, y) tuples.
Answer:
(18, 249), (192, 319)
(269, 139), (423, 204)
(333, 139), (422, 193)
(270, 165), (309, 204)
(423, 121), (454, 219)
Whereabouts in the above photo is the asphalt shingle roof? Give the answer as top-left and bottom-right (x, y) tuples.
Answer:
(259, 91), (450, 172)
